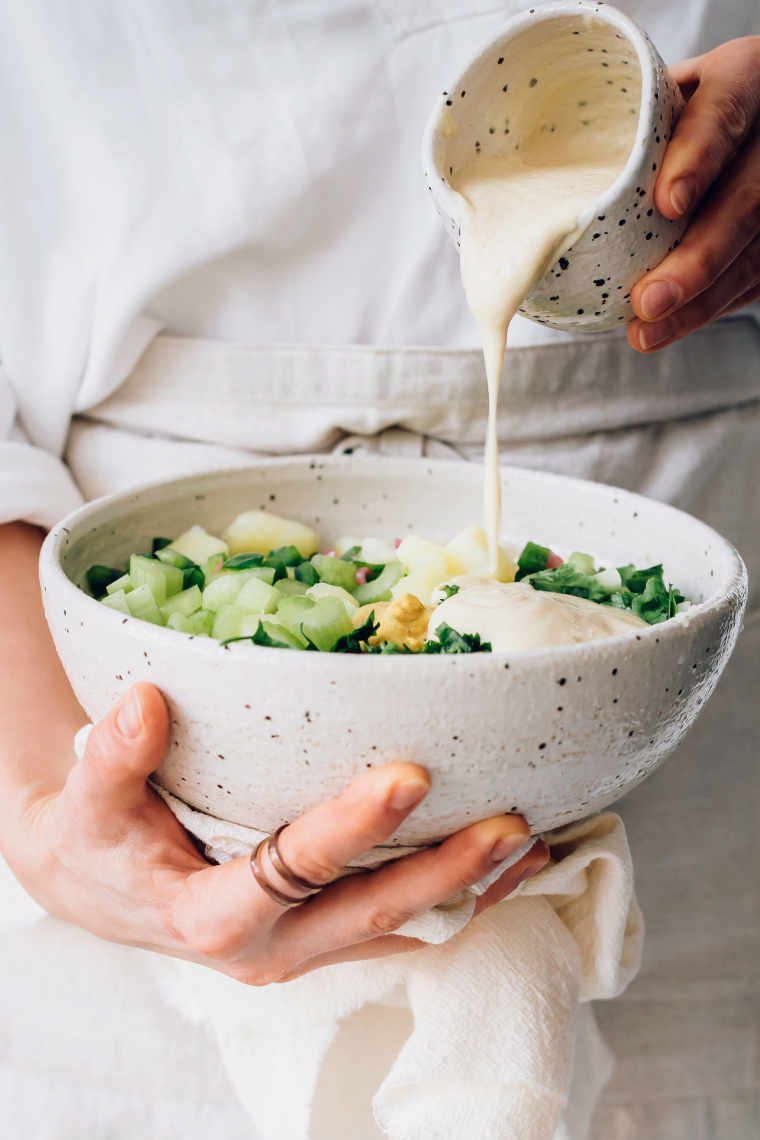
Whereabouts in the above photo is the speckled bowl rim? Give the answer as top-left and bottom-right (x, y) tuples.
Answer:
(422, 0), (658, 243)
(40, 457), (748, 671)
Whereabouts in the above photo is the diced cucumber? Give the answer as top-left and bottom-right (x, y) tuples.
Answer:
(201, 570), (263, 611)
(203, 552), (227, 580)
(235, 577), (280, 614)
(191, 609), (214, 635)
(125, 584), (164, 625)
(101, 590), (131, 615)
(242, 566), (276, 585)
(343, 536), (397, 565)
(160, 585), (203, 619)
(168, 526), (228, 565)
(567, 551), (596, 575)
(353, 561), (404, 605)
(211, 606), (266, 641)
(306, 582), (358, 615)
(86, 565), (123, 597)
(300, 597), (353, 652)
(129, 554), (183, 604)
(106, 572), (133, 596)
(155, 546), (196, 570)
(594, 567), (623, 592)
(275, 578), (309, 597)
(167, 609), (214, 636)
(254, 619), (307, 649)
(311, 554), (357, 591)
(275, 595), (315, 636)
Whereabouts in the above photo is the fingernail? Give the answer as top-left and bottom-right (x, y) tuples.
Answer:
(639, 321), (672, 351)
(670, 176), (696, 216)
(490, 832), (531, 863)
(387, 777), (429, 811)
(640, 280), (679, 321)
(116, 688), (144, 738)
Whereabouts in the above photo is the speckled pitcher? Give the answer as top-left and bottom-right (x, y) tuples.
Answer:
(422, 1), (687, 332)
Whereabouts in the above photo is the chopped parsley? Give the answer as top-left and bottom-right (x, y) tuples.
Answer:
(223, 552), (265, 570)
(516, 541), (551, 579)
(364, 622), (491, 655)
(332, 613), (379, 653)
(85, 564), (122, 598)
(518, 543), (685, 625)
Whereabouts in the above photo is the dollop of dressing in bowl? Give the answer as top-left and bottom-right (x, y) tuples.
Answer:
(430, 581), (645, 653)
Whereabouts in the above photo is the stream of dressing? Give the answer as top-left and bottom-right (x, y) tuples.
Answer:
(440, 106), (641, 647)
(455, 139), (629, 574)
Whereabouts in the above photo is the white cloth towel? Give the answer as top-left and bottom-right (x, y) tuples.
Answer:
(73, 725), (643, 1140)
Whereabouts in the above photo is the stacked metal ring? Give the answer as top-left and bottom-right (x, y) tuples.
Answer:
(250, 824), (325, 907)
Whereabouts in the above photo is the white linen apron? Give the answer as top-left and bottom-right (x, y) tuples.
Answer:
(1, 318), (755, 1139)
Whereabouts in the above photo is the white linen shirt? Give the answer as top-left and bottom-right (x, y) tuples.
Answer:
(0, 0), (757, 527)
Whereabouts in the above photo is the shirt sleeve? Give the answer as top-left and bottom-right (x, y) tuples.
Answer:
(0, 368), (83, 529)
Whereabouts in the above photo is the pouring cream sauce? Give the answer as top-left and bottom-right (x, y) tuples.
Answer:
(439, 40), (644, 648)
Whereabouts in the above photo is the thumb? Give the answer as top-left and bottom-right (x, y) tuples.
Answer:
(70, 683), (170, 811)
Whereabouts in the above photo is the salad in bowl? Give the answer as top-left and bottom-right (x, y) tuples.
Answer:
(84, 507), (689, 656)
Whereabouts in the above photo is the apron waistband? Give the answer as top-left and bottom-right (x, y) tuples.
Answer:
(83, 319), (760, 455)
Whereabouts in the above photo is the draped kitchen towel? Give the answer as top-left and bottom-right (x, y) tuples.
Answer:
(75, 682), (642, 1140)
(159, 810), (642, 1140)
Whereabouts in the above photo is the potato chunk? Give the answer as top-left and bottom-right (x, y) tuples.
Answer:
(223, 509), (318, 558)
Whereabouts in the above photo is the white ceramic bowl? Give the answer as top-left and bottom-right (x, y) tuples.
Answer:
(40, 459), (746, 844)
(423, 0), (687, 332)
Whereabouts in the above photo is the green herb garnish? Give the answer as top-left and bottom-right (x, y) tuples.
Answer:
(263, 545), (303, 581)
(294, 560), (320, 586)
(516, 541), (551, 580)
(365, 622), (491, 655)
(182, 565), (206, 591)
(523, 550), (684, 625)
(332, 613), (379, 653)
(85, 565), (122, 598)
(223, 552), (265, 570)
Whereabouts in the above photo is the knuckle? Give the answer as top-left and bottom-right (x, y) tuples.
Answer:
(191, 928), (242, 961)
(689, 243), (722, 287)
(450, 867), (481, 895)
(365, 904), (413, 937)
(166, 906), (244, 961)
(282, 846), (339, 888)
(230, 963), (289, 988)
(710, 90), (749, 144)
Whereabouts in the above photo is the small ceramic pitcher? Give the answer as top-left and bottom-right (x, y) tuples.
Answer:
(422, 1), (687, 332)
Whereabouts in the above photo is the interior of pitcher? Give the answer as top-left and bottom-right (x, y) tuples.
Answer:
(433, 12), (643, 211)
